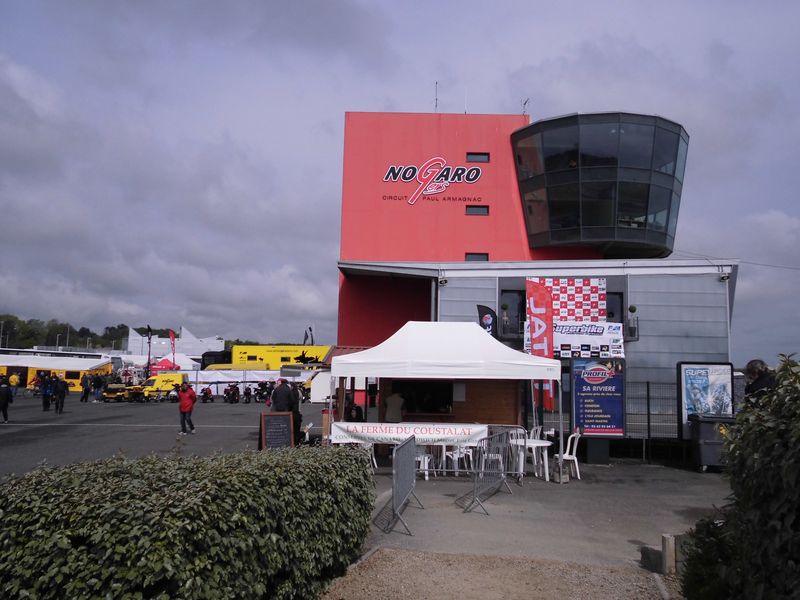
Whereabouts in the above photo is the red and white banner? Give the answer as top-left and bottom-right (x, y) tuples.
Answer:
(330, 422), (489, 445)
(169, 329), (176, 354)
(525, 279), (555, 410)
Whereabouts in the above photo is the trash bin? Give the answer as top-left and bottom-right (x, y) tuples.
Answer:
(688, 414), (736, 471)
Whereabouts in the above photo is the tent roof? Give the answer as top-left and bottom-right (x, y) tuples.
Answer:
(0, 355), (111, 371)
(331, 321), (560, 380)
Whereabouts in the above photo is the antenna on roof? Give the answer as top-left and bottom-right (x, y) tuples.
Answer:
(521, 98), (529, 116)
(434, 81), (438, 113)
(464, 88), (468, 114)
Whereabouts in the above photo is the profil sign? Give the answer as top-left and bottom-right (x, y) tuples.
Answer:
(383, 157), (482, 205)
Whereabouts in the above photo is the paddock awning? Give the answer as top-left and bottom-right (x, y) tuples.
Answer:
(331, 321), (560, 380)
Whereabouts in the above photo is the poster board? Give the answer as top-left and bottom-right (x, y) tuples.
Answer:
(571, 358), (625, 437)
(259, 412), (295, 449)
(677, 362), (734, 439)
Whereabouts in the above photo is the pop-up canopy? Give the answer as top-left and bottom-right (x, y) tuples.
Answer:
(331, 321), (560, 380)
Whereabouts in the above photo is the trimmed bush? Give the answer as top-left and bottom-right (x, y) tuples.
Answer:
(0, 446), (374, 599)
(681, 354), (800, 599)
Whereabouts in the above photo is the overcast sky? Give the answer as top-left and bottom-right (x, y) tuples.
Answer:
(1, 1), (798, 365)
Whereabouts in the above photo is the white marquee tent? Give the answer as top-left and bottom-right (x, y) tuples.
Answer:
(331, 321), (560, 380)
(331, 321), (568, 479)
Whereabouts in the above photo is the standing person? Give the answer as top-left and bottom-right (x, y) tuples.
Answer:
(91, 373), (103, 403)
(53, 375), (69, 414)
(41, 373), (53, 411)
(346, 403), (365, 422)
(80, 373), (92, 403)
(270, 378), (292, 412)
(0, 377), (12, 423)
(8, 372), (20, 399)
(744, 359), (776, 398)
(289, 383), (303, 445)
(384, 391), (405, 423)
(177, 382), (197, 435)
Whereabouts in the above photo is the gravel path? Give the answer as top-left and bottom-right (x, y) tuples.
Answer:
(322, 548), (683, 599)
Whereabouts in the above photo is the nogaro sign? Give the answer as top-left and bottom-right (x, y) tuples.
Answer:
(383, 157), (482, 205)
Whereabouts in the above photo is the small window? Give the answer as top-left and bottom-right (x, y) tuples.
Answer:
(65, 371), (80, 380)
(466, 152), (490, 163)
(465, 205), (489, 216)
(247, 355), (257, 361)
(465, 253), (489, 261)
(281, 356), (291, 362)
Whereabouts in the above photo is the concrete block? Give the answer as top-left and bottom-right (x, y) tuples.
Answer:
(662, 533), (676, 574)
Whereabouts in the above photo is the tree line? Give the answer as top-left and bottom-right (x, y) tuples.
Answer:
(0, 313), (267, 351)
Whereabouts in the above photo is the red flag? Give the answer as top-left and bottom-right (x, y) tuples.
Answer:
(526, 279), (556, 410)
(169, 329), (176, 354)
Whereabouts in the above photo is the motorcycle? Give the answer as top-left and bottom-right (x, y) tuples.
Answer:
(223, 384), (240, 404)
(243, 385), (252, 404)
(200, 387), (214, 403)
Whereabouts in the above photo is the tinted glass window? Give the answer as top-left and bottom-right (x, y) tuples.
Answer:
(465, 205), (489, 216)
(524, 189), (549, 234)
(580, 123), (619, 167)
(547, 184), (579, 229)
(653, 127), (679, 175)
(668, 192), (680, 233)
(675, 138), (688, 182)
(465, 253), (489, 261)
(619, 123), (654, 168)
(514, 133), (544, 179)
(617, 182), (649, 228)
(647, 186), (671, 232)
(581, 182), (615, 227)
(466, 152), (490, 163)
(542, 125), (579, 171)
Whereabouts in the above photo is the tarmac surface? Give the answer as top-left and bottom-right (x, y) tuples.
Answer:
(1, 395), (729, 570)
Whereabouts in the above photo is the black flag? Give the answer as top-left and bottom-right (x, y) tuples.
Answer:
(308, 327), (314, 345)
(303, 329), (308, 345)
(477, 305), (498, 338)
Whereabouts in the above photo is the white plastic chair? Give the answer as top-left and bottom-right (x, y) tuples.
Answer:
(444, 445), (473, 475)
(526, 426), (543, 467)
(553, 432), (582, 480)
(415, 447), (435, 480)
(360, 442), (378, 469)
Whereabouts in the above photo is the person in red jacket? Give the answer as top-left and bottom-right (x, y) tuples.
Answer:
(177, 382), (197, 435)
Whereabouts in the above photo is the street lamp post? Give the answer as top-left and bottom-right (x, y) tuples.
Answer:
(56, 333), (61, 349)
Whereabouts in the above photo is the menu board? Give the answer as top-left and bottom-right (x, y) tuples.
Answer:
(259, 412), (295, 449)
(572, 358), (625, 437)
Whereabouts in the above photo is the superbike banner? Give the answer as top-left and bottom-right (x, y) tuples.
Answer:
(553, 321), (625, 359)
(572, 358), (625, 437)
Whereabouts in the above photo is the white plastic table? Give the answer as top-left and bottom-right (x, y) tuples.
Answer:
(510, 439), (552, 482)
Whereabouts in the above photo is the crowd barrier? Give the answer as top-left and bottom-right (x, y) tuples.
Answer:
(373, 435), (423, 535)
(455, 430), (514, 515)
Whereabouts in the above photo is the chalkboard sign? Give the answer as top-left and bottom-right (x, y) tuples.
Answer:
(259, 412), (294, 449)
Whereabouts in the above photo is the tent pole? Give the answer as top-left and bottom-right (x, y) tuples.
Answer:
(557, 379), (564, 484)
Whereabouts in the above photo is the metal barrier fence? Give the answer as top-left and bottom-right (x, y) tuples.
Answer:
(455, 431), (513, 515)
(373, 435), (423, 535)
(541, 382), (679, 440)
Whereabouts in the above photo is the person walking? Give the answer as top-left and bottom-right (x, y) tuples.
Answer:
(41, 373), (53, 411)
(8, 372), (20, 399)
(53, 375), (69, 414)
(0, 377), (12, 423)
(178, 382), (197, 435)
(80, 373), (92, 403)
(91, 373), (104, 403)
(289, 383), (303, 445)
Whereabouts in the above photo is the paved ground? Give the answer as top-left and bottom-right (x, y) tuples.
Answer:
(0, 394), (324, 478)
(1, 395), (729, 581)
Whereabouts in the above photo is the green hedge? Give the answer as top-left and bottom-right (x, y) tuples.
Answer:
(0, 446), (374, 599)
(681, 354), (800, 599)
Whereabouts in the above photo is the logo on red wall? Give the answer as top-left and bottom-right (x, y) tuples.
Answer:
(383, 157), (482, 205)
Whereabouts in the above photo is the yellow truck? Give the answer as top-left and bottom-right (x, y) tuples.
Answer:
(103, 373), (189, 402)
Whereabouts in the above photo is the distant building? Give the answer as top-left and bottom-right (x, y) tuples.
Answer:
(125, 326), (224, 359)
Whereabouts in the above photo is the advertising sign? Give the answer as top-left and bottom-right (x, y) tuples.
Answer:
(330, 422), (488, 446)
(525, 278), (555, 410)
(677, 362), (734, 438)
(553, 321), (625, 359)
(572, 358), (625, 437)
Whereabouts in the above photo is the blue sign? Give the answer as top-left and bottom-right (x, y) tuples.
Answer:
(572, 358), (625, 437)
